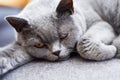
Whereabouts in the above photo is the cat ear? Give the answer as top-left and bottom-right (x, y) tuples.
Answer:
(56, 0), (74, 18)
(6, 16), (29, 32)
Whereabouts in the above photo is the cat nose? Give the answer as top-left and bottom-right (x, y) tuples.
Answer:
(53, 50), (61, 56)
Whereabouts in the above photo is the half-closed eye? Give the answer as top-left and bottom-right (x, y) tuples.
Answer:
(34, 43), (45, 48)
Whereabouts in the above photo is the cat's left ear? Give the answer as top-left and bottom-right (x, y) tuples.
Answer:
(6, 16), (29, 32)
(56, 0), (74, 18)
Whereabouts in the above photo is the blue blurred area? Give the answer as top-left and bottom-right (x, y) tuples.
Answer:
(0, 7), (20, 47)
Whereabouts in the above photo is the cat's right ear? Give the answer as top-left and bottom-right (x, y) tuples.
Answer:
(6, 16), (29, 32)
(56, 0), (74, 18)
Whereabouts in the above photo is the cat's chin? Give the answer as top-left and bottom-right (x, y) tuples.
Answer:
(58, 55), (70, 61)
(42, 54), (59, 62)
(58, 49), (71, 61)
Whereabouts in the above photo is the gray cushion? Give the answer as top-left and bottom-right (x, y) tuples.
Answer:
(2, 57), (120, 80)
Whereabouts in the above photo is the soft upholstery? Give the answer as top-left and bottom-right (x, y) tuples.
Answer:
(2, 57), (120, 80)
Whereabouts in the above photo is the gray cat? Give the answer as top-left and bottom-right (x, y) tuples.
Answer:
(0, 0), (120, 76)
(0, 0), (84, 75)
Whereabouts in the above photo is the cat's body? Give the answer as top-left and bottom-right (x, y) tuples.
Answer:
(76, 0), (120, 60)
(0, 0), (120, 76)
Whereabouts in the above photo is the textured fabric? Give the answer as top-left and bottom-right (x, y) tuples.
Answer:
(2, 57), (120, 80)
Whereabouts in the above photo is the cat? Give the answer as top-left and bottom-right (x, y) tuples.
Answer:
(0, 0), (120, 76)
(0, 0), (85, 75)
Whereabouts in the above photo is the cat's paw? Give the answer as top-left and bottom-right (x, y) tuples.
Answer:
(77, 38), (116, 61)
(112, 38), (120, 58)
(0, 57), (9, 75)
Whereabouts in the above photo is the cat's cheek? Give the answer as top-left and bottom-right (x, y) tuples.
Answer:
(25, 47), (46, 58)
(25, 46), (59, 61)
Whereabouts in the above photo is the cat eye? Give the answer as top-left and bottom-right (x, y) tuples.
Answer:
(34, 43), (45, 48)
(60, 33), (68, 40)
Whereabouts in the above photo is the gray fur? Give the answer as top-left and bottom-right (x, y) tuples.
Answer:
(77, 0), (120, 60)
(1, 0), (120, 76)
(0, 0), (84, 75)
(0, 42), (33, 75)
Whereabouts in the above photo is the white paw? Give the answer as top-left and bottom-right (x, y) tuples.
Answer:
(99, 44), (116, 59)
(112, 39), (120, 58)
(0, 58), (9, 75)
(77, 38), (116, 61)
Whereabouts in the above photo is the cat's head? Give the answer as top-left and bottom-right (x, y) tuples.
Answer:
(6, 0), (79, 61)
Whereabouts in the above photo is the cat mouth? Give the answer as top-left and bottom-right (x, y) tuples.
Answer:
(52, 49), (72, 61)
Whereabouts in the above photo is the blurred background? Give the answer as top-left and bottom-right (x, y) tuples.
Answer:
(0, 0), (30, 47)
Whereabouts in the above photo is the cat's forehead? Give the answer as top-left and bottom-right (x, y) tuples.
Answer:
(30, 15), (57, 34)
(28, 13), (54, 25)
(28, 19), (59, 43)
(36, 27), (59, 43)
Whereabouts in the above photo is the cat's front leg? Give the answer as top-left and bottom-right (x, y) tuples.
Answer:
(0, 42), (33, 75)
(112, 35), (120, 58)
(77, 21), (117, 61)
